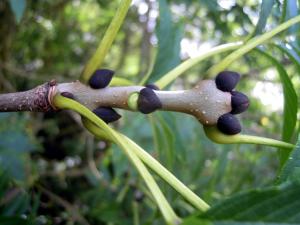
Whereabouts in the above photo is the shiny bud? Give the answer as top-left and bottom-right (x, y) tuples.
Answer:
(231, 91), (249, 114)
(137, 88), (162, 114)
(215, 71), (240, 92)
(217, 113), (241, 135)
(93, 107), (121, 123)
(89, 69), (114, 89)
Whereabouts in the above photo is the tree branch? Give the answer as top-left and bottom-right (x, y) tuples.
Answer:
(0, 82), (53, 112)
(0, 79), (232, 125)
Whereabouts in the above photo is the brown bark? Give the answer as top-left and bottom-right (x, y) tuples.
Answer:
(0, 82), (53, 112)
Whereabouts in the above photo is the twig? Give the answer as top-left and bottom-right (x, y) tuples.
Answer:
(36, 185), (90, 225)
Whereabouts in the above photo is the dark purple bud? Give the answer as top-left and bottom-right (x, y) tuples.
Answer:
(138, 88), (162, 114)
(217, 113), (241, 135)
(231, 91), (249, 114)
(61, 92), (74, 99)
(145, 84), (160, 90)
(89, 69), (115, 89)
(215, 71), (240, 92)
(93, 107), (121, 123)
(134, 190), (144, 203)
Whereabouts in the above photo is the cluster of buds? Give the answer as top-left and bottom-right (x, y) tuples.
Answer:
(60, 69), (249, 135)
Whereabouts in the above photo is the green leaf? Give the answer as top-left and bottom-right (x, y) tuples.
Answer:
(182, 218), (299, 225)
(252, 0), (275, 36)
(199, 182), (300, 224)
(256, 49), (298, 166)
(207, 15), (300, 76)
(0, 217), (29, 225)
(278, 135), (300, 183)
(0, 131), (34, 153)
(8, 0), (26, 23)
(147, 0), (183, 84)
(274, 43), (300, 73)
(151, 113), (175, 169)
(282, 0), (299, 34)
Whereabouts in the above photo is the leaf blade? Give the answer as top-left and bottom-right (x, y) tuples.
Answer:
(147, 0), (183, 84)
(255, 49), (298, 166)
(278, 135), (300, 183)
(9, 0), (26, 23)
(252, 0), (275, 36)
(199, 182), (300, 224)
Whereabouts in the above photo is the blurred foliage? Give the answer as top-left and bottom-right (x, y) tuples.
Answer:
(0, 0), (299, 224)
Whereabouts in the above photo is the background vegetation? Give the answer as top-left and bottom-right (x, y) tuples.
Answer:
(0, 0), (299, 224)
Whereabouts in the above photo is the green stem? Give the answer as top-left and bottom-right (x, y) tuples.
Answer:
(133, 201), (140, 225)
(207, 15), (300, 76)
(53, 94), (180, 225)
(154, 42), (243, 89)
(80, 0), (132, 83)
(204, 126), (295, 149)
(83, 118), (210, 212)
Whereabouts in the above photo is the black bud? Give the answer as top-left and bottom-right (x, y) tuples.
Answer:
(89, 69), (115, 89)
(215, 71), (240, 92)
(134, 190), (144, 203)
(145, 84), (160, 90)
(61, 92), (74, 99)
(93, 107), (121, 123)
(231, 91), (249, 114)
(217, 113), (241, 135)
(137, 88), (162, 114)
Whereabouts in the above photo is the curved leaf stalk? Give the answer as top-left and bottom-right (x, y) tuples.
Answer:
(53, 94), (180, 225)
(207, 15), (300, 76)
(204, 126), (295, 149)
(80, 0), (132, 83)
(83, 118), (210, 212)
(155, 42), (243, 89)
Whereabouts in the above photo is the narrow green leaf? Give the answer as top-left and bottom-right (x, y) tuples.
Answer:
(207, 15), (300, 76)
(147, 0), (183, 84)
(278, 135), (300, 183)
(154, 113), (175, 169)
(155, 42), (242, 89)
(80, 0), (132, 83)
(252, 0), (275, 36)
(9, 0), (26, 23)
(282, 0), (299, 34)
(199, 182), (300, 224)
(274, 43), (300, 73)
(256, 49), (298, 166)
(53, 95), (180, 224)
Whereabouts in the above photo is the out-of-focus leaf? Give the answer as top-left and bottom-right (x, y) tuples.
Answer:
(0, 115), (35, 181)
(207, 15), (300, 75)
(252, 0), (274, 36)
(182, 218), (298, 225)
(147, 0), (183, 84)
(8, 0), (26, 23)
(275, 43), (300, 73)
(198, 182), (300, 224)
(0, 216), (30, 225)
(0, 131), (34, 153)
(278, 135), (300, 183)
(281, 0), (299, 34)
(0, 152), (27, 181)
(151, 113), (175, 169)
(256, 49), (298, 166)
(2, 193), (29, 216)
